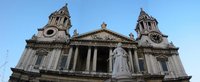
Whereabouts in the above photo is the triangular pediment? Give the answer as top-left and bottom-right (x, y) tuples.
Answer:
(72, 28), (134, 42)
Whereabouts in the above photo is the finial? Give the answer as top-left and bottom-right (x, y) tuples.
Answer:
(101, 22), (107, 29)
(140, 8), (144, 11)
(65, 3), (68, 6)
(73, 29), (79, 37)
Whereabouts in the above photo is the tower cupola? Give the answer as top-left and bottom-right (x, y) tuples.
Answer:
(47, 4), (71, 32)
(135, 8), (160, 37)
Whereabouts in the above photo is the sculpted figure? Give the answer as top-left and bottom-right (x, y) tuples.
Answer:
(112, 43), (131, 78)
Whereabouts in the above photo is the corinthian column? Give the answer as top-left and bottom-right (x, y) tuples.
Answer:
(134, 49), (140, 72)
(128, 49), (134, 72)
(92, 47), (97, 72)
(72, 46), (79, 71)
(86, 47), (91, 71)
(66, 47), (73, 70)
(109, 47), (113, 72)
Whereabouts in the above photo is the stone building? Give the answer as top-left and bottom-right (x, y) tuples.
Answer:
(9, 4), (191, 82)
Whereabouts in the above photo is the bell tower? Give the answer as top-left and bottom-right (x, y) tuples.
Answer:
(135, 8), (189, 81)
(47, 3), (71, 32)
(135, 8), (169, 48)
(135, 8), (161, 37)
(35, 4), (71, 42)
(14, 4), (72, 72)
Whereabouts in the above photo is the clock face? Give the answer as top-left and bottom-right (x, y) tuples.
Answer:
(149, 32), (163, 43)
(43, 27), (58, 37)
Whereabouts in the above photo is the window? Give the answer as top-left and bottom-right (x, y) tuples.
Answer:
(139, 59), (145, 71)
(140, 22), (144, 29)
(55, 17), (59, 24)
(63, 17), (67, 24)
(160, 60), (168, 71)
(56, 17), (59, 21)
(59, 56), (68, 69)
(35, 55), (44, 66)
(148, 22), (152, 30)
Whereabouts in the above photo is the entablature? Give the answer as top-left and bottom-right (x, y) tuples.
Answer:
(137, 47), (179, 55)
(70, 39), (137, 49)
(25, 39), (68, 49)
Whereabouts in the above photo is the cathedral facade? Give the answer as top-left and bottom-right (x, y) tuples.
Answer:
(9, 4), (191, 82)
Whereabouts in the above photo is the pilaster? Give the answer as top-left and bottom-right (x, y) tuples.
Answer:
(47, 49), (56, 69)
(53, 49), (62, 69)
(16, 48), (28, 68)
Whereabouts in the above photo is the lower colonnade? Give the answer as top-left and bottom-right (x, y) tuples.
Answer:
(64, 45), (140, 74)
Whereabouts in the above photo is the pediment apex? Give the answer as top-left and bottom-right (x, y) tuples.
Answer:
(71, 28), (135, 42)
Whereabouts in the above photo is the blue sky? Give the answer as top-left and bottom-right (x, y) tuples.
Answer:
(0, 0), (199, 82)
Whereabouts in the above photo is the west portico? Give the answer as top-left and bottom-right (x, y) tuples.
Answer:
(64, 25), (139, 75)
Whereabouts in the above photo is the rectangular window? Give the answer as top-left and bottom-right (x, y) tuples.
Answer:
(35, 55), (44, 66)
(59, 56), (68, 69)
(160, 61), (168, 71)
(139, 59), (145, 71)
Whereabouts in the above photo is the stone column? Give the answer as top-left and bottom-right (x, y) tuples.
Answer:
(86, 47), (91, 71)
(72, 46), (79, 71)
(64, 19), (69, 26)
(60, 17), (65, 24)
(51, 17), (56, 25)
(128, 49), (134, 72)
(109, 47), (113, 72)
(66, 47), (73, 70)
(92, 47), (97, 72)
(134, 49), (140, 72)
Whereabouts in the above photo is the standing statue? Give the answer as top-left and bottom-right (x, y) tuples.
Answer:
(111, 43), (131, 79)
